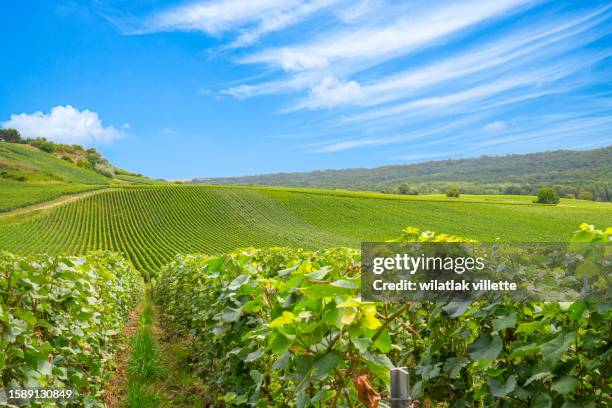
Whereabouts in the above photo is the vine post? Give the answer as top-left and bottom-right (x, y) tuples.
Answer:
(390, 367), (411, 408)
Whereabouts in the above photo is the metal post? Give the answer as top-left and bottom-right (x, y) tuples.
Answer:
(390, 367), (410, 408)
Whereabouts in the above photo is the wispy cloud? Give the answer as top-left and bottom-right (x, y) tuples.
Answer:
(113, 0), (612, 161)
(242, 0), (536, 70)
(123, 0), (340, 47)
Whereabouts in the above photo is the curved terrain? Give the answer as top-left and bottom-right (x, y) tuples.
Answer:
(0, 184), (610, 275)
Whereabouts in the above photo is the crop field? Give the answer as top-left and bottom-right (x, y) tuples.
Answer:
(0, 178), (102, 212)
(155, 223), (611, 406)
(0, 184), (609, 276)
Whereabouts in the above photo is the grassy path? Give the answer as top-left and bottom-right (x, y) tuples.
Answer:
(0, 187), (113, 221)
(108, 287), (209, 407)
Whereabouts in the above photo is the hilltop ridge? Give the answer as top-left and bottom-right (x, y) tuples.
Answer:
(193, 146), (612, 201)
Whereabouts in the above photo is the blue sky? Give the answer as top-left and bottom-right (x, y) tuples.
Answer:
(1, 0), (610, 179)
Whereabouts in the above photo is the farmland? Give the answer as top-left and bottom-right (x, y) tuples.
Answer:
(0, 184), (609, 276)
(0, 141), (162, 212)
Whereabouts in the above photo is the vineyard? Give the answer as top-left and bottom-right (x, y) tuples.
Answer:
(155, 225), (611, 407)
(0, 180), (101, 213)
(0, 251), (143, 407)
(0, 185), (610, 277)
(0, 142), (162, 212)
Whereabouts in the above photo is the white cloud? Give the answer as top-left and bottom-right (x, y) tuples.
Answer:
(161, 127), (177, 135)
(133, 0), (339, 46)
(482, 121), (507, 132)
(2, 105), (125, 145)
(242, 0), (534, 71)
(140, 0), (294, 35)
(226, 3), (611, 108)
(230, 0), (339, 47)
(302, 76), (364, 109)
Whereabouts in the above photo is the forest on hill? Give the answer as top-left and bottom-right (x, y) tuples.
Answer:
(194, 146), (612, 201)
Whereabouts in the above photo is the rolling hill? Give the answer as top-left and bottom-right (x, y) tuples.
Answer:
(1, 184), (609, 276)
(0, 141), (164, 211)
(193, 146), (612, 200)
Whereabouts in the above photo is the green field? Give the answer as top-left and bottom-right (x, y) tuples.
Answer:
(0, 142), (165, 211)
(0, 184), (609, 275)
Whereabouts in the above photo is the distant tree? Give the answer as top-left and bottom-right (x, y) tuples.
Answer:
(398, 183), (410, 194)
(504, 185), (523, 195)
(578, 191), (594, 201)
(535, 187), (559, 204)
(0, 128), (23, 143)
(446, 186), (460, 198)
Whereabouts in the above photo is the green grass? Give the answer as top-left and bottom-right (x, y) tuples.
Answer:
(0, 142), (114, 211)
(0, 178), (102, 212)
(125, 383), (163, 408)
(116, 174), (169, 185)
(128, 329), (167, 380)
(0, 185), (609, 276)
(125, 290), (167, 408)
(0, 142), (111, 184)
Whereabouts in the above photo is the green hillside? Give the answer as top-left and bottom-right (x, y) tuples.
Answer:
(0, 141), (163, 211)
(195, 145), (612, 200)
(1, 185), (609, 276)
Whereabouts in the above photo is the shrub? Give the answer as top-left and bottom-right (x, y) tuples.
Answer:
(578, 191), (594, 201)
(77, 158), (91, 169)
(155, 225), (611, 407)
(29, 138), (57, 153)
(94, 161), (116, 178)
(398, 184), (419, 195)
(446, 186), (460, 197)
(535, 187), (560, 204)
(0, 251), (143, 404)
(0, 128), (23, 143)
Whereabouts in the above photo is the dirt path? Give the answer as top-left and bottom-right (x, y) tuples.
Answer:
(152, 306), (210, 407)
(106, 287), (209, 408)
(0, 188), (116, 220)
(104, 304), (144, 408)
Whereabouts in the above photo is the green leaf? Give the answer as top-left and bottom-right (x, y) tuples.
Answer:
(420, 363), (442, 380)
(269, 311), (296, 328)
(272, 352), (290, 370)
(443, 357), (469, 378)
(269, 331), (295, 354)
(300, 283), (354, 299)
(541, 332), (576, 363)
(228, 274), (250, 291)
(516, 320), (545, 335)
(220, 307), (241, 322)
(351, 337), (372, 353)
(492, 312), (517, 331)
(468, 333), (503, 360)
(487, 375), (516, 397)
(330, 280), (358, 289)
(305, 267), (330, 280)
(442, 301), (470, 318)
(362, 351), (394, 381)
(551, 376), (579, 395)
(312, 352), (340, 382)
(245, 348), (264, 362)
(523, 371), (552, 387)
(568, 301), (586, 321)
(508, 343), (540, 360)
(322, 303), (342, 329)
(531, 393), (552, 408)
(373, 329), (391, 353)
